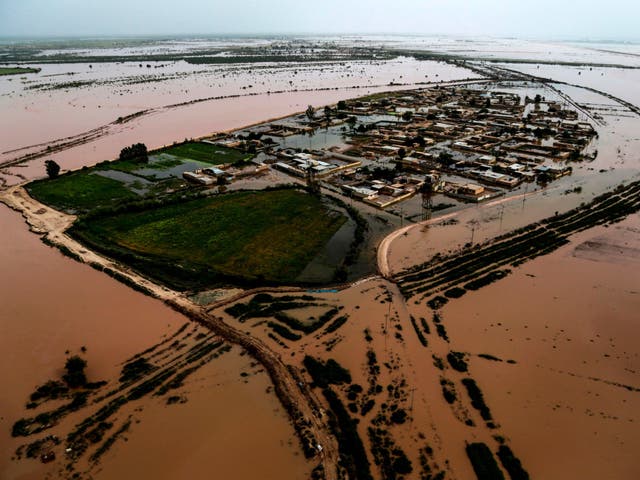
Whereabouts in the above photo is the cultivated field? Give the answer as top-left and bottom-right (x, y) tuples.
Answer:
(160, 142), (253, 165)
(71, 189), (347, 288)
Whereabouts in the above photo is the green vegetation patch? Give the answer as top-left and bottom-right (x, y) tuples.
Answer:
(72, 189), (347, 288)
(27, 172), (138, 213)
(161, 142), (253, 165)
(0, 67), (40, 76)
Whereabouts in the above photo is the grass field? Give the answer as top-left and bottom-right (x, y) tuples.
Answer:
(95, 157), (183, 176)
(0, 67), (40, 76)
(27, 172), (138, 213)
(26, 142), (250, 214)
(71, 189), (347, 288)
(161, 142), (252, 165)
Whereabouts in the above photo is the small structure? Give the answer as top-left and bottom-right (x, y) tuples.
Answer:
(183, 171), (216, 186)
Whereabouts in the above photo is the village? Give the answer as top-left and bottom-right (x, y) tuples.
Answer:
(181, 85), (598, 214)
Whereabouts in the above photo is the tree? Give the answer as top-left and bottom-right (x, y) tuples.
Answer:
(324, 105), (332, 120)
(45, 160), (60, 179)
(402, 110), (413, 121)
(305, 105), (315, 120)
(63, 355), (87, 388)
(119, 143), (148, 163)
(337, 100), (347, 110)
(438, 151), (454, 166)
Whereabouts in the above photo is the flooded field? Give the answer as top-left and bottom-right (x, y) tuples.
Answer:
(442, 214), (640, 479)
(0, 56), (477, 170)
(1, 35), (639, 480)
(0, 206), (309, 479)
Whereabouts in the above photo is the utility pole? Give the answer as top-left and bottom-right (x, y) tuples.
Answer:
(409, 387), (416, 419)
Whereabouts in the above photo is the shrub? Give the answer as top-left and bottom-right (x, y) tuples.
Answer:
(497, 445), (529, 480)
(465, 442), (505, 480)
(63, 356), (87, 388)
(303, 356), (351, 388)
(447, 352), (468, 372)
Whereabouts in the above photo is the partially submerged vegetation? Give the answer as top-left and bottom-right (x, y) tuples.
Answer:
(397, 180), (640, 300)
(11, 325), (231, 476)
(0, 66), (40, 76)
(465, 442), (505, 480)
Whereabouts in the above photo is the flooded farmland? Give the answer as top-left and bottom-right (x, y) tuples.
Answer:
(0, 206), (309, 480)
(1, 35), (639, 480)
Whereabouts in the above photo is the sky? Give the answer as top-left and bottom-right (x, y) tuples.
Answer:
(1, 0), (639, 41)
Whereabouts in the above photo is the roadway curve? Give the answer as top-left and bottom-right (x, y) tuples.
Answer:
(376, 187), (554, 278)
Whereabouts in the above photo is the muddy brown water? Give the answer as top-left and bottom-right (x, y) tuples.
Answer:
(0, 206), (310, 479)
(2, 51), (639, 479)
(442, 214), (640, 480)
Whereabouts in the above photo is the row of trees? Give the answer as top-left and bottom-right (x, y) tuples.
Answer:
(119, 142), (148, 163)
(44, 142), (149, 178)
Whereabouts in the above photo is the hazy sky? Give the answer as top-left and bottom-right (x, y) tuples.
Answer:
(1, 0), (638, 40)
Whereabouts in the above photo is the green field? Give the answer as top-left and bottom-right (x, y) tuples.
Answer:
(0, 67), (40, 76)
(161, 142), (252, 165)
(27, 172), (138, 213)
(71, 189), (347, 289)
(26, 142), (252, 214)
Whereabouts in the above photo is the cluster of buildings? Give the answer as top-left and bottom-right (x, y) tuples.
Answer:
(184, 85), (596, 209)
(272, 150), (361, 178)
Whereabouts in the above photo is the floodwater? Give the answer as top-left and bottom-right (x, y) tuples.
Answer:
(0, 206), (309, 479)
(385, 81), (640, 275)
(2, 36), (640, 480)
(0, 49), (480, 480)
(442, 214), (640, 480)
(502, 63), (640, 110)
(0, 57), (478, 163)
